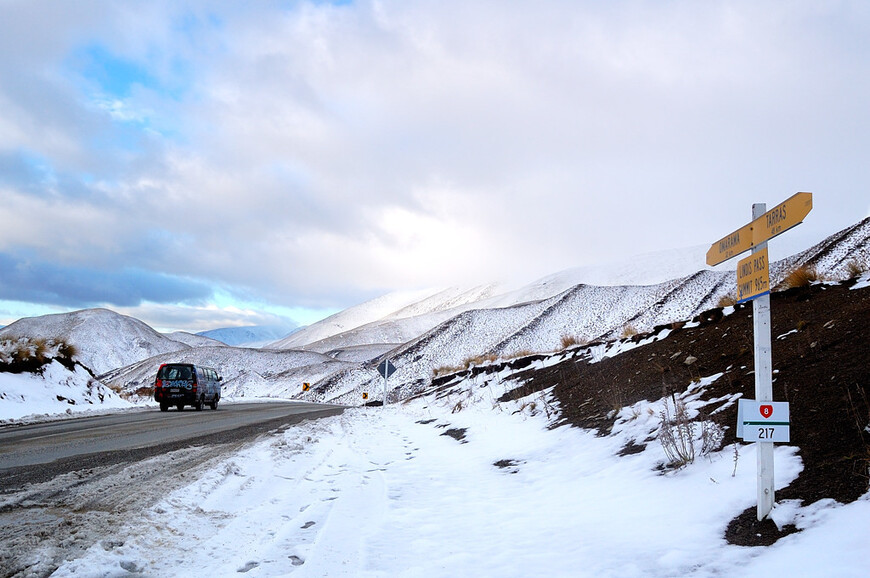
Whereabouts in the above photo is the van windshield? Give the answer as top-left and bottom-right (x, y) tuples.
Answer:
(158, 365), (193, 380)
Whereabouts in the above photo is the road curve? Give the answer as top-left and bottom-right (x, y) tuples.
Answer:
(0, 401), (344, 487)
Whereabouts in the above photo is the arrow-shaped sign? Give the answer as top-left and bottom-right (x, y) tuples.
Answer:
(707, 192), (813, 266)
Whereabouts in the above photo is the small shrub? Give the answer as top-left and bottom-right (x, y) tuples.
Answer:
(659, 394), (695, 469)
(781, 265), (818, 289)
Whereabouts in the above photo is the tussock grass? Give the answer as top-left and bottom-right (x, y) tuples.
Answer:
(620, 324), (638, 339)
(717, 293), (738, 308)
(846, 258), (868, 279)
(560, 334), (589, 350)
(432, 353), (499, 378)
(0, 337), (78, 374)
(781, 265), (818, 289)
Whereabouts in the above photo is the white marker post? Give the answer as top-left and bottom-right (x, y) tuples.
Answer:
(752, 203), (775, 521)
(707, 192), (812, 521)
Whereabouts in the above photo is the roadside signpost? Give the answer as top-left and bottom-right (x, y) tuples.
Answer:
(708, 192), (811, 521)
(377, 359), (397, 406)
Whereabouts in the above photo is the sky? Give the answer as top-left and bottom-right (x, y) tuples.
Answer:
(1, 0), (868, 333)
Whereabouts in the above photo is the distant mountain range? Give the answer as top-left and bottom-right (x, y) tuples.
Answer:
(3, 217), (868, 405)
(198, 324), (300, 348)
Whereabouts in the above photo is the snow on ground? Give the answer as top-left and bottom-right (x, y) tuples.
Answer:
(0, 361), (132, 422)
(50, 379), (868, 577)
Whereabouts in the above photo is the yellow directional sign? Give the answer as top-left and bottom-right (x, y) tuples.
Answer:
(302, 382), (310, 392)
(706, 192), (813, 266)
(752, 192), (813, 246)
(736, 248), (770, 303)
(707, 221), (754, 267)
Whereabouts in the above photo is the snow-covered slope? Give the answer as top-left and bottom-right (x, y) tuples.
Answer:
(269, 288), (446, 349)
(304, 218), (870, 405)
(0, 361), (131, 422)
(0, 309), (190, 376)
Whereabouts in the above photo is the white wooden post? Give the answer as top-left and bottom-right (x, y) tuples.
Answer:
(752, 203), (775, 520)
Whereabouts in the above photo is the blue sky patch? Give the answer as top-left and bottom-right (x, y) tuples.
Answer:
(72, 44), (159, 99)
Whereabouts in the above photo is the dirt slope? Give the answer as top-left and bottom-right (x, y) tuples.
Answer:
(494, 279), (870, 546)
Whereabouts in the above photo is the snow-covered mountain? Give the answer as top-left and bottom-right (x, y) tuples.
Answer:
(0, 309), (191, 376)
(298, 217), (870, 405)
(3, 217), (868, 414)
(198, 324), (299, 348)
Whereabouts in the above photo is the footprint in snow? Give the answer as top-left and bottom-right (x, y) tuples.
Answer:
(237, 561), (259, 573)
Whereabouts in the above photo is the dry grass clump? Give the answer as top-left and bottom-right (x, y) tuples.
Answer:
(846, 258), (868, 279)
(0, 337), (78, 374)
(620, 324), (638, 339)
(463, 353), (498, 368)
(717, 293), (738, 308)
(560, 334), (589, 350)
(432, 353), (499, 377)
(781, 265), (818, 289)
(505, 349), (536, 360)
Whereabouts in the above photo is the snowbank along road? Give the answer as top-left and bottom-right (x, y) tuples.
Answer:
(0, 401), (344, 576)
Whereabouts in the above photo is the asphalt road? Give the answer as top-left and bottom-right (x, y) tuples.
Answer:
(0, 401), (345, 488)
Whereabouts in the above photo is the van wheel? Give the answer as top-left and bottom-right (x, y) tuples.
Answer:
(210, 396), (219, 410)
(177, 404), (184, 411)
(159, 403), (169, 412)
(194, 396), (204, 411)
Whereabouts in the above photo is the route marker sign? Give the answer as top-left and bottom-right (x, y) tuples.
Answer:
(737, 399), (790, 443)
(736, 247), (770, 304)
(706, 192), (813, 266)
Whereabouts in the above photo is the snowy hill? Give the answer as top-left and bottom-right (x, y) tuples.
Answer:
(0, 308), (190, 376)
(198, 324), (299, 348)
(304, 218), (870, 405)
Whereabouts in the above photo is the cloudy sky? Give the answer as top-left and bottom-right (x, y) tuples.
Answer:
(0, 1), (868, 333)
